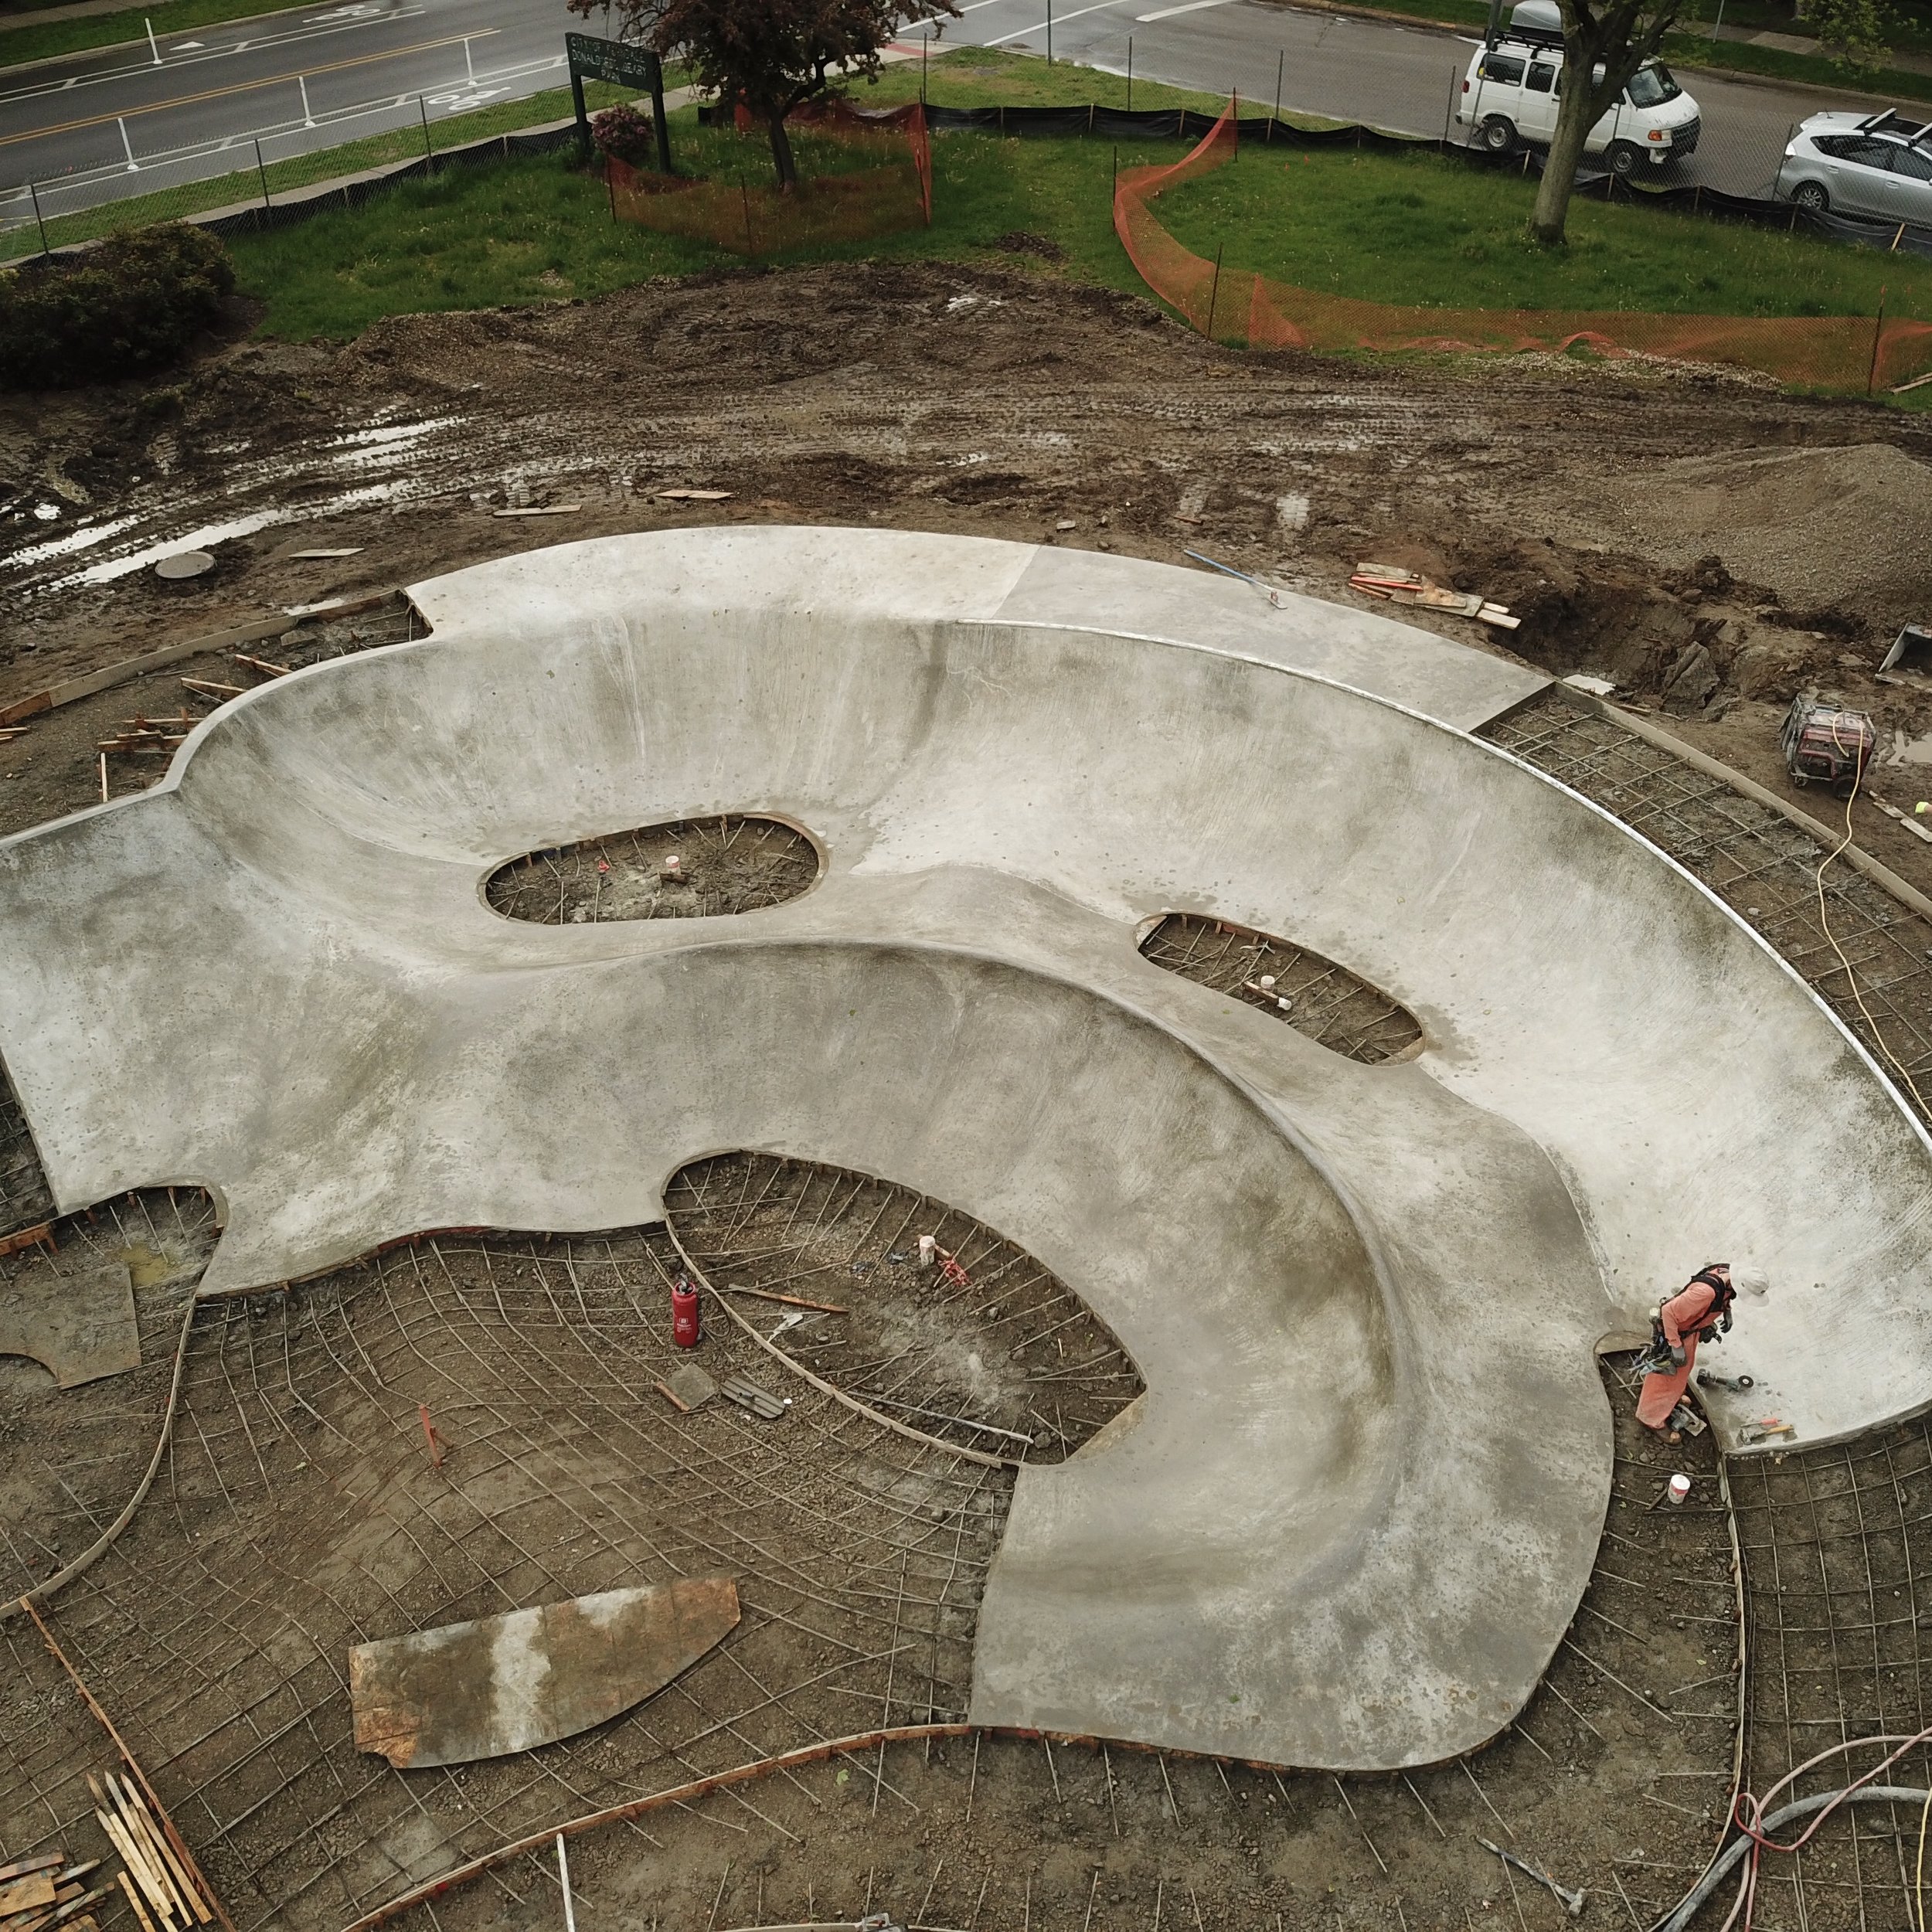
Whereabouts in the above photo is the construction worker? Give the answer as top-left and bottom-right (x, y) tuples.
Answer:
(1636, 1263), (1770, 1443)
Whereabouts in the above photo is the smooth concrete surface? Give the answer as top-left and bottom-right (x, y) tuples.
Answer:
(0, 528), (1928, 1769)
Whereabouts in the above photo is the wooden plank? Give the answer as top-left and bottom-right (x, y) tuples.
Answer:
(0, 588), (404, 727)
(0, 1858), (63, 1886)
(0, 1873), (56, 1917)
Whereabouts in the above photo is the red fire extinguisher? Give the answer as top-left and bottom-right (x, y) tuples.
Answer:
(672, 1275), (701, 1349)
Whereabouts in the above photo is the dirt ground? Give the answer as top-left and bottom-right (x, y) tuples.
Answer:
(1, 1176), (1737, 1932)
(5, 260), (1932, 884)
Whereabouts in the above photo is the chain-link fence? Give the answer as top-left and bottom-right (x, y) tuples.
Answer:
(0, 49), (635, 267)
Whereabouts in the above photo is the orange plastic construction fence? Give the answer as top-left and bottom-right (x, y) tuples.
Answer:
(1114, 108), (1932, 393)
(609, 100), (930, 258)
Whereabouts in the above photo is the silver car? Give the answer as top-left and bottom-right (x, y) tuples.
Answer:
(1777, 109), (1932, 223)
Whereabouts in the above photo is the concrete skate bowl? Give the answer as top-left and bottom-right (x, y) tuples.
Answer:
(2, 527), (1932, 1927)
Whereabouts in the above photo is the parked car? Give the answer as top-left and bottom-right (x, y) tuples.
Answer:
(1455, 0), (1702, 175)
(1775, 108), (1932, 222)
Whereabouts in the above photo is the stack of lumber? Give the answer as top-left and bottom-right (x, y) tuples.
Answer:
(87, 1774), (213, 1932)
(96, 713), (192, 760)
(0, 1849), (111, 1932)
(1349, 563), (1520, 631)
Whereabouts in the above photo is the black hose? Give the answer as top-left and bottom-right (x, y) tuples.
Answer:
(1655, 1787), (1932, 1932)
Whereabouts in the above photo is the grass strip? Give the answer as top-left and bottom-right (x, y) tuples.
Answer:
(226, 60), (1930, 403)
(2, 79), (639, 261)
(1, 0), (324, 70)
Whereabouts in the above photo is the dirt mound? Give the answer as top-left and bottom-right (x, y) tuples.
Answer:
(1599, 442), (1932, 628)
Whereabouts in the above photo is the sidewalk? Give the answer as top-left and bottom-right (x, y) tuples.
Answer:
(1710, 15), (1932, 77)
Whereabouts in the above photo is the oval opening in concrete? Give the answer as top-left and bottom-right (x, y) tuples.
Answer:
(664, 1151), (1145, 1463)
(485, 815), (819, 924)
(1139, 913), (1423, 1064)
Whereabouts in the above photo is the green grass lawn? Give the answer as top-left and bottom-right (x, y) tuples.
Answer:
(1152, 141), (1932, 319)
(5, 79), (639, 262)
(220, 47), (1930, 398)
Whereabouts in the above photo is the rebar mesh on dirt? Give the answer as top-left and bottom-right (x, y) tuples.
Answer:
(335, 1360), (1742, 1932)
(0, 1222), (1010, 1931)
(0, 1061), (54, 1238)
(609, 103), (931, 259)
(1138, 913), (1423, 1064)
(664, 1153), (1143, 1464)
(0, 1189), (217, 1603)
(485, 816), (818, 926)
(1485, 693), (1932, 1126)
(1114, 110), (1932, 391)
(1719, 1427), (1932, 1931)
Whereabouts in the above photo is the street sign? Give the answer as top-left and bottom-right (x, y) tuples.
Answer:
(566, 31), (672, 173)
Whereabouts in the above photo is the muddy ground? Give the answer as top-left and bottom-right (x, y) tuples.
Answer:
(4, 261), (1932, 883)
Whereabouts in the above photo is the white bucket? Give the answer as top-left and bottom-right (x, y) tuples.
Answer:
(1668, 1473), (1692, 1504)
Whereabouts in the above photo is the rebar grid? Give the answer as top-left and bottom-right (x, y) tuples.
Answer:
(0, 1223), (1010, 1932)
(1721, 1425), (1932, 1932)
(0, 1187), (217, 1602)
(1484, 696), (1932, 1118)
(352, 1362), (1740, 1932)
(663, 1154), (1145, 1464)
(1137, 914), (1423, 1064)
(272, 596), (425, 671)
(0, 1061), (54, 1238)
(484, 818), (819, 927)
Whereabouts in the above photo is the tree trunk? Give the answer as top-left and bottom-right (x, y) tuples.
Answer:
(766, 109), (798, 190)
(1527, 72), (1597, 244)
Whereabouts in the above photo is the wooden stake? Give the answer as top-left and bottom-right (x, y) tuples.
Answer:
(23, 1600), (235, 1932)
(117, 1870), (159, 1932)
(115, 1775), (206, 1923)
(719, 1284), (849, 1315)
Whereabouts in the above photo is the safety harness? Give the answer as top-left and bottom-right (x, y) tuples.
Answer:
(1640, 1266), (1733, 1370)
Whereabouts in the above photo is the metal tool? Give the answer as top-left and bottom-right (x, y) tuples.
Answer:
(1696, 1369), (1755, 1393)
(1478, 1838), (1584, 1917)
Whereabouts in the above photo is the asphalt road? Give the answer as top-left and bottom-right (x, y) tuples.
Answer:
(1, 0), (578, 202)
(940, 0), (1910, 196)
(0, 0), (1910, 211)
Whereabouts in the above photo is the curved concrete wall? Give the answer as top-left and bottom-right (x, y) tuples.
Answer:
(0, 528), (1927, 1770)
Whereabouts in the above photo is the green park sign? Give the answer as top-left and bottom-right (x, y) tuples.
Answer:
(566, 31), (672, 173)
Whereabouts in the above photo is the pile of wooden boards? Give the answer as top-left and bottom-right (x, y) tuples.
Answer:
(0, 1850), (109, 1932)
(1349, 564), (1519, 632)
(87, 1771), (214, 1932)
(95, 713), (192, 760)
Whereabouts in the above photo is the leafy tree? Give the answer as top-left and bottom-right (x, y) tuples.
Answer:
(1522, 0), (1684, 246)
(1806, 0), (1891, 73)
(572, 0), (960, 189)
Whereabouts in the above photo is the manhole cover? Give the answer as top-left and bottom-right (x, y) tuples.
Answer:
(155, 550), (216, 581)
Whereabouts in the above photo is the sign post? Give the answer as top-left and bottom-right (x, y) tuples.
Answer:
(566, 32), (672, 173)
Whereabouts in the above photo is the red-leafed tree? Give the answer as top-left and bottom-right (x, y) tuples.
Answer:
(572, 0), (960, 189)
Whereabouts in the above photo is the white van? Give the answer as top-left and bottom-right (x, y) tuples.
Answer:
(1454, 0), (1702, 176)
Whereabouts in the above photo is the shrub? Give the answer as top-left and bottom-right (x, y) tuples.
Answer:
(0, 223), (236, 390)
(591, 103), (660, 166)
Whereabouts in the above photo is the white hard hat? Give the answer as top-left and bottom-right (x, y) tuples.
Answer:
(1731, 1265), (1770, 1299)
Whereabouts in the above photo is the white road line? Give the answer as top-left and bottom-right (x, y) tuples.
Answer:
(0, 8), (427, 111)
(987, 0), (1130, 44)
(1135, 0), (1236, 18)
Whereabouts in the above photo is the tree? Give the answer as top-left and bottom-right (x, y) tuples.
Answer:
(1806, 0), (1891, 73)
(572, 0), (961, 189)
(1524, 0), (1683, 246)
